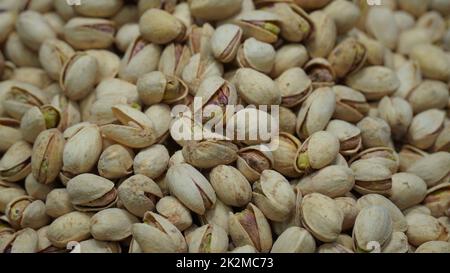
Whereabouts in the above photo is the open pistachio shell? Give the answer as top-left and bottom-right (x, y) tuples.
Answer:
(234, 10), (281, 44)
(0, 140), (32, 182)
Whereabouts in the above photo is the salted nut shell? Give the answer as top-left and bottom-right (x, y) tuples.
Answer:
(39, 39), (75, 81)
(63, 17), (116, 50)
(304, 58), (336, 88)
(269, 133), (302, 178)
(139, 8), (186, 45)
(98, 144), (134, 180)
(423, 183), (450, 218)
(31, 129), (64, 185)
(0, 140), (32, 182)
(74, 0), (123, 18)
(66, 173), (118, 212)
(90, 208), (139, 242)
(16, 11), (56, 51)
(3, 82), (48, 120)
(349, 147), (399, 175)
(276, 67), (312, 108)
(234, 10), (281, 44)
(328, 37), (367, 79)
(181, 53), (224, 95)
(211, 24), (243, 63)
(332, 85), (369, 124)
(5, 196), (50, 230)
(0, 227), (39, 253)
(406, 213), (449, 247)
(271, 227), (316, 253)
(187, 224), (228, 253)
(409, 43), (450, 82)
(326, 119), (362, 156)
(378, 96), (413, 140)
(351, 160), (392, 196)
(390, 173), (427, 211)
(137, 71), (188, 106)
(300, 193), (343, 242)
(228, 203), (273, 253)
(20, 105), (62, 143)
(198, 199), (232, 234)
(159, 43), (191, 77)
(47, 211), (92, 248)
(210, 165), (252, 208)
(0, 118), (22, 153)
(235, 68), (281, 106)
(237, 38), (276, 74)
(182, 140), (238, 169)
(156, 196), (193, 232)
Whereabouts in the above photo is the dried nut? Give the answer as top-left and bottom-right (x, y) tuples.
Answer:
(0, 141), (32, 182)
(328, 38), (367, 79)
(235, 68), (281, 106)
(39, 39), (75, 81)
(182, 53), (224, 94)
(0, 11), (16, 44)
(116, 23), (140, 52)
(98, 144), (134, 180)
(16, 11), (56, 51)
(158, 43), (191, 77)
(166, 163), (216, 215)
(357, 117), (392, 149)
(406, 109), (445, 150)
(237, 38), (275, 74)
(31, 129), (64, 185)
(403, 205), (431, 217)
(398, 145), (428, 172)
(118, 174), (163, 218)
(3, 82), (48, 120)
(134, 144), (169, 179)
(397, 0), (429, 17)
(394, 60), (422, 99)
(381, 231), (409, 253)
(300, 193), (343, 242)
(139, 9), (186, 45)
(90, 208), (139, 241)
(323, 0), (360, 34)
(67, 173), (118, 212)
(51, 95), (81, 131)
(407, 152), (450, 188)
(45, 188), (74, 218)
(317, 242), (353, 253)
(86, 49), (120, 81)
(350, 147), (400, 174)
(137, 71), (188, 105)
(304, 58), (335, 88)
(417, 11), (446, 42)
(332, 85), (369, 123)
(228, 203), (273, 253)
(353, 205), (393, 252)
(132, 212), (187, 253)
(297, 165), (355, 198)
(47, 211), (91, 248)
(305, 11), (336, 58)
(326, 119), (362, 156)
(351, 160), (392, 196)
(271, 185), (302, 236)
(236, 145), (274, 183)
(293, 0), (331, 10)
(415, 241), (450, 253)
(24, 174), (54, 201)
(335, 197), (359, 231)
(74, 0), (123, 18)
(234, 10), (281, 44)
(60, 52), (98, 101)
(21, 105), (62, 143)
(388, 173), (427, 211)
(269, 133), (301, 177)
(156, 196), (192, 231)
(271, 227), (316, 253)
(187, 224), (228, 253)
(406, 213), (449, 247)
(182, 140), (238, 169)
(119, 37), (162, 83)
(5, 32), (40, 68)
(0, 118), (22, 153)
(228, 109), (277, 146)
(5, 228), (39, 253)
(423, 183), (450, 218)
(397, 28), (431, 55)
(189, 0), (242, 21)
(271, 44), (309, 78)
(409, 44), (450, 81)
(278, 107), (297, 135)
(64, 17), (116, 50)
(5, 196), (50, 230)
(211, 24), (243, 63)
(101, 105), (157, 148)
(62, 123), (102, 177)
(209, 165), (251, 207)
(378, 96), (413, 140)
(276, 67), (312, 108)
(145, 104), (172, 141)
(78, 239), (121, 253)
(408, 81), (449, 114)
(365, 7), (398, 50)
(294, 131), (340, 175)
(346, 66), (400, 101)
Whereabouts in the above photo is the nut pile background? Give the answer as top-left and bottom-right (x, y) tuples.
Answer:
(0, 0), (450, 253)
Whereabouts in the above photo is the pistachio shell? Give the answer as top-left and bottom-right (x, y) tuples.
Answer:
(211, 24), (243, 63)
(47, 211), (92, 248)
(90, 208), (139, 241)
(406, 213), (448, 247)
(210, 165), (252, 207)
(271, 227), (316, 253)
(406, 109), (445, 150)
(390, 173), (427, 210)
(182, 140), (238, 169)
(139, 9), (186, 44)
(187, 224), (228, 253)
(235, 68), (281, 106)
(409, 44), (450, 81)
(134, 144), (170, 179)
(353, 206), (393, 252)
(407, 152), (450, 188)
(237, 38), (275, 74)
(0, 140), (32, 182)
(31, 129), (64, 185)
(156, 196), (192, 231)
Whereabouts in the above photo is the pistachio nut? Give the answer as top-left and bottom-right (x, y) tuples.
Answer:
(4, 32), (40, 68)
(15, 10), (56, 51)
(326, 119), (362, 156)
(90, 208), (139, 241)
(398, 144), (428, 172)
(73, 0), (123, 18)
(378, 96), (413, 140)
(0, 118), (22, 153)
(20, 105), (62, 143)
(228, 203), (273, 253)
(156, 196), (192, 231)
(0, 11), (16, 44)
(3, 82), (49, 120)
(78, 239), (121, 253)
(86, 49), (120, 81)
(234, 68), (281, 106)
(323, 0), (360, 34)
(0, 140), (32, 182)
(198, 198), (232, 234)
(270, 44), (309, 78)
(415, 241), (450, 253)
(137, 71), (188, 106)
(389, 173), (427, 210)
(47, 211), (91, 248)
(118, 174), (163, 218)
(408, 80), (449, 114)
(67, 173), (118, 212)
(293, 0), (331, 10)
(209, 165), (252, 207)
(2, 228), (39, 253)
(45, 188), (74, 218)
(304, 58), (335, 88)
(271, 226), (315, 253)
(63, 17), (116, 50)
(133, 144), (169, 179)
(144, 104), (172, 141)
(236, 38), (275, 74)
(276, 67), (312, 108)
(423, 183), (450, 218)
(406, 109), (445, 150)
(406, 213), (449, 247)
(305, 11), (336, 58)
(0, 186), (26, 214)
(39, 39), (75, 81)
(182, 140), (237, 169)
(300, 193), (343, 242)
(328, 38), (367, 79)
(115, 23), (140, 52)
(158, 43), (191, 77)
(397, 27), (431, 56)
(211, 24), (243, 63)
(417, 11), (446, 42)
(51, 95), (81, 131)
(268, 133), (301, 177)
(335, 197), (359, 231)
(271, 185), (302, 236)
(394, 60), (422, 99)
(182, 53), (224, 94)
(351, 160), (392, 196)
(186, 23), (215, 56)
(409, 44), (450, 81)
(349, 141), (399, 173)
(381, 231), (409, 253)
(60, 52), (98, 101)
(365, 7), (398, 50)
(189, 0), (242, 21)
(357, 117), (392, 149)
(278, 106), (297, 135)
(24, 174), (54, 201)
(98, 144), (134, 180)
(233, 10), (281, 44)
(139, 9), (186, 45)
(332, 85), (369, 124)
(187, 224), (228, 253)
(236, 145), (274, 183)
(407, 152), (450, 188)
(31, 129), (64, 185)
(5, 196), (50, 230)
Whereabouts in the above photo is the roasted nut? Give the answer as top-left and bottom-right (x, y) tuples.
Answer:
(139, 9), (186, 45)
(31, 129), (64, 185)
(90, 208), (139, 241)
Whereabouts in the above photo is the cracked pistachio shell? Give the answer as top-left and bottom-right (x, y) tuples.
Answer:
(305, 11), (336, 58)
(137, 0), (178, 15)
(5, 32), (40, 68)
(356, 194), (408, 232)
(74, 0), (123, 18)
(351, 146), (399, 175)
(78, 239), (121, 253)
(51, 95), (81, 132)
(94, 78), (139, 104)
(228, 203), (272, 252)
(294, 131), (340, 174)
(233, 10), (281, 44)
(406, 109), (445, 150)
(67, 174), (118, 212)
(271, 44), (309, 78)
(346, 66), (400, 101)
(304, 58), (335, 88)
(36, 226), (57, 253)
(406, 213), (449, 247)
(276, 67), (312, 108)
(9, 228), (39, 253)
(134, 144), (169, 179)
(101, 105), (157, 148)
(237, 38), (275, 74)
(271, 185), (302, 236)
(118, 174), (163, 218)
(39, 39), (75, 81)
(0, 140), (32, 182)
(357, 117), (392, 149)
(236, 145), (274, 183)
(328, 38), (367, 79)
(415, 241), (450, 253)
(62, 123), (102, 176)
(10, 67), (51, 90)
(423, 183), (450, 217)
(98, 144), (134, 179)
(252, 170), (295, 222)
(394, 61), (422, 99)
(137, 71), (188, 105)
(271, 226), (315, 253)
(269, 133), (301, 177)
(3, 82), (48, 120)
(156, 196), (192, 231)
(335, 197), (359, 231)
(90, 208), (139, 241)
(296, 87), (336, 140)
(210, 165), (251, 207)
(326, 120), (362, 156)
(139, 9), (186, 45)
(297, 165), (355, 198)
(132, 212), (187, 253)
(300, 193), (343, 242)
(119, 37), (162, 84)
(407, 152), (450, 188)
(166, 163), (216, 215)
(45, 188), (74, 218)
(15, 11), (56, 51)
(5, 196), (50, 230)
(353, 206), (393, 252)
(0, 118), (22, 152)
(408, 80), (449, 114)
(190, 0), (242, 21)
(187, 224), (228, 253)
(63, 17), (116, 50)
(389, 173), (427, 210)
(115, 23), (140, 52)
(394, 11), (415, 32)
(182, 53), (224, 94)
(0, 187), (26, 214)
(0, 11), (16, 44)
(211, 24), (243, 63)
(86, 50), (120, 81)
(332, 86), (368, 124)
(158, 43), (191, 77)
(378, 96), (413, 140)
(60, 53), (98, 101)
(397, 0), (429, 17)
(198, 199), (232, 233)
(145, 104), (172, 141)
(410, 44), (450, 81)
(47, 211), (91, 248)
(183, 140), (238, 169)
(323, 0), (360, 34)
(186, 23), (214, 56)
(351, 160), (392, 196)
(31, 129), (64, 185)
(234, 68), (281, 105)
(195, 76), (238, 119)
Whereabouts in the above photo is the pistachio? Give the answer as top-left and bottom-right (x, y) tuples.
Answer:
(332, 85), (369, 124)
(328, 38), (367, 79)
(406, 213), (449, 247)
(378, 96), (413, 140)
(187, 224), (228, 253)
(268, 133), (301, 178)
(407, 152), (450, 188)
(156, 196), (192, 231)
(45, 188), (74, 218)
(137, 71), (188, 106)
(276, 67), (312, 108)
(3, 228), (39, 253)
(98, 144), (134, 180)
(335, 197), (359, 231)
(189, 0), (242, 21)
(24, 174), (54, 201)
(423, 183), (450, 218)
(47, 211), (91, 248)
(305, 11), (336, 58)
(398, 144), (428, 172)
(0, 118), (22, 153)
(134, 144), (169, 179)
(74, 0), (123, 18)
(3, 82), (48, 120)
(357, 117), (392, 149)
(365, 7), (398, 50)
(326, 119), (362, 156)
(64, 17), (116, 50)
(353, 206), (393, 252)
(4, 32), (40, 68)
(234, 68), (281, 106)
(139, 9), (186, 45)
(209, 165), (251, 207)
(406, 109), (445, 150)
(5, 196), (50, 230)
(0, 141), (32, 182)
(211, 24), (243, 63)
(236, 145), (274, 183)
(271, 227), (316, 253)
(323, 0), (360, 34)
(158, 43), (191, 77)
(198, 198), (232, 234)
(409, 44), (450, 81)
(16, 10), (56, 51)
(90, 208), (139, 241)
(115, 23), (140, 52)
(271, 44), (309, 78)
(351, 160), (392, 196)
(234, 10), (281, 44)
(78, 239), (121, 253)
(31, 129), (64, 185)
(407, 80), (449, 114)
(39, 39), (75, 81)
(304, 58), (336, 88)
(390, 173), (427, 210)
(415, 241), (450, 253)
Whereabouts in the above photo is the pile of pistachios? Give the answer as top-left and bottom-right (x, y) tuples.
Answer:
(0, 0), (450, 254)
